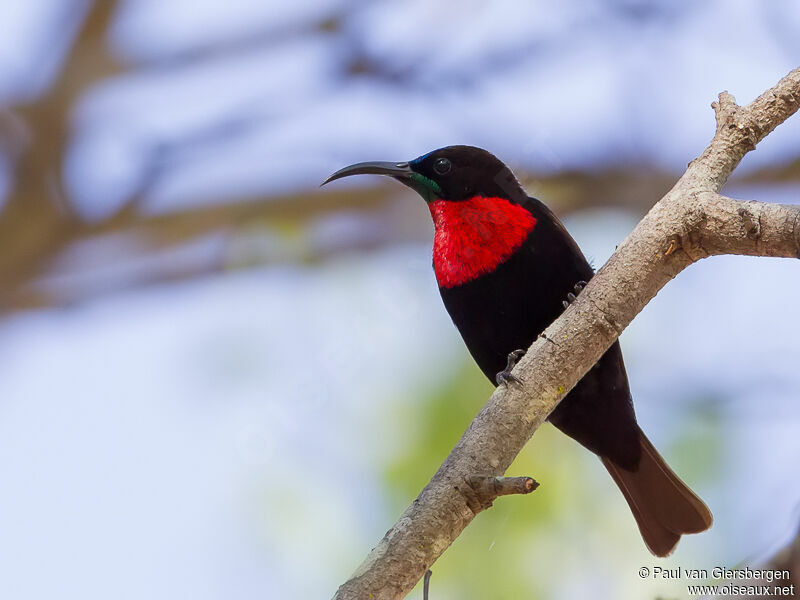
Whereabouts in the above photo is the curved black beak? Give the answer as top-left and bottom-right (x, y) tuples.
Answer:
(321, 161), (412, 186)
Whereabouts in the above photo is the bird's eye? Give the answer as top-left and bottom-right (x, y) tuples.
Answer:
(433, 157), (451, 175)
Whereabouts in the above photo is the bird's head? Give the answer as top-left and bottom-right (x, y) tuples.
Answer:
(322, 146), (538, 289)
(321, 145), (527, 204)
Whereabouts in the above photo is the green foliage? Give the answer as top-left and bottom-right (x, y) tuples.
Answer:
(666, 397), (725, 485)
(384, 362), (491, 499)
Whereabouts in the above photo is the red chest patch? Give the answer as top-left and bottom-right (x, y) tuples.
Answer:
(428, 196), (537, 288)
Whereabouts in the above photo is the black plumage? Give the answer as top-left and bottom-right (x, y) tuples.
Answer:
(323, 144), (712, 556)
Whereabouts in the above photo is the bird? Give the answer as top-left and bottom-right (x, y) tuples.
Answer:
(322, 145), (712, 557)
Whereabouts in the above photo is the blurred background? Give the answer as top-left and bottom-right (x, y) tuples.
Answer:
(1, 1), (799, 598)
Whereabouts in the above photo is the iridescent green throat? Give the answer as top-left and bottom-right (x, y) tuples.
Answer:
(408, 172), (442, 201)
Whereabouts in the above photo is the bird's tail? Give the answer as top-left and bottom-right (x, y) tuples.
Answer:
(601, 426), (713, 557)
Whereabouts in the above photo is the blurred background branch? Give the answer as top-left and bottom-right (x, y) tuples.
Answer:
(3, 1), (799, 316)
(718, 519), (800, 599)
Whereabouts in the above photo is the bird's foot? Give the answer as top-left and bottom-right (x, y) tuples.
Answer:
(496, 349), (526, 386)
(561, 280), (588, 309)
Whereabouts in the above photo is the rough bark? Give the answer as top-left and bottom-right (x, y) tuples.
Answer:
(333, 66), (800, 600)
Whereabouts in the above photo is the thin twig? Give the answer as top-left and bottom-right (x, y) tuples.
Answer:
(422, 570), (432, 600)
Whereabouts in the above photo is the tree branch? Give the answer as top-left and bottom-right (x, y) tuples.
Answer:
(459, 476), (538, 514)
(333, 66), (800, 600)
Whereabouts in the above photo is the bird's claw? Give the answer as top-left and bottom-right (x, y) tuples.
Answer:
(562, 281), (588, 309)
(496, 349), (526, 386)
(497, 371), (523, 386)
